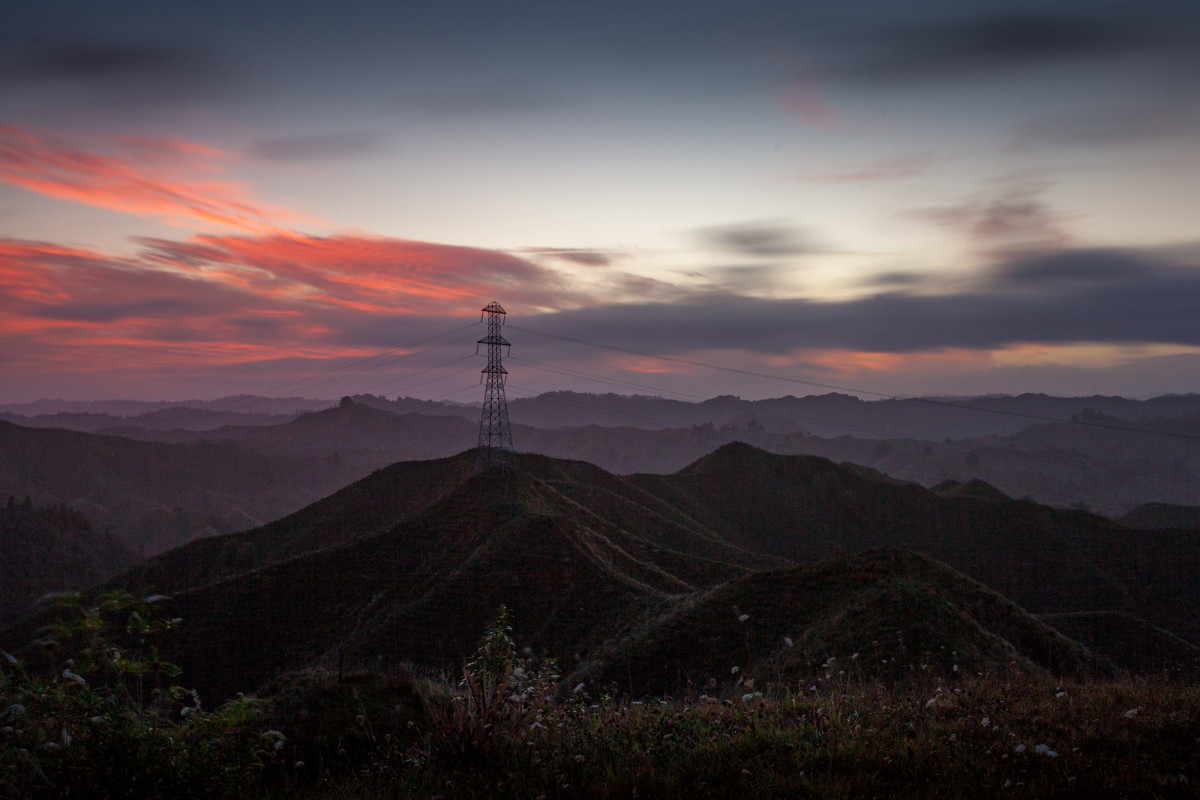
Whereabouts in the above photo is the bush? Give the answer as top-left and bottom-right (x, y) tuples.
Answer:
(0, 591), (287, 799)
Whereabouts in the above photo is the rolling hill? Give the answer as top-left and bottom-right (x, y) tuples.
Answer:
(6, 443), (1192, 705)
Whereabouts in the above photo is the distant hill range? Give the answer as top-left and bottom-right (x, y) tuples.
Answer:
(4, 392), (1200, 564)
(6, 444), (1195, 705)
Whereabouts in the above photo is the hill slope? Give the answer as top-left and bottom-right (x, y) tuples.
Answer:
(628, 443), (1200, 645)
(583, 548), (1107, 696)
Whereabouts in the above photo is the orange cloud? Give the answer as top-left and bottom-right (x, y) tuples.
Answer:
(0, 125), (304, 232)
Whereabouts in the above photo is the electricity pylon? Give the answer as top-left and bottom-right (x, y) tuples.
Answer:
(476, 301), (514, 468)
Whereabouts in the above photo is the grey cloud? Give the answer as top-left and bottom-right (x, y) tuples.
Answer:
(990, 249), (1148, 288)
(524, 247), (1200, 356)
(698, 220), (820, 258)
(862, 271), (930, 289)
(842, 8), (1188, 84)
(1012, 102), (1200, 149)
(522, 248), (615, 267)
(0, 39), (232, 107)
(248, 132), (381, 163)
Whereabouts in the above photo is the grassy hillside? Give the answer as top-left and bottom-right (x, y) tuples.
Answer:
(631, 442), (1200, 644)
(582, 548), (1106, 696)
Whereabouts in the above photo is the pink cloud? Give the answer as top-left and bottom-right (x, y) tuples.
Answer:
(0, 125), (306, 233)
(0, 230), (593, 382)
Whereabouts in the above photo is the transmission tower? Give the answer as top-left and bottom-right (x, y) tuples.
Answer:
(476, 301), (514, 468)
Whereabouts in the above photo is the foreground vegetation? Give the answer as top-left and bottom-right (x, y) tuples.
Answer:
(3, 596), (1197, 799)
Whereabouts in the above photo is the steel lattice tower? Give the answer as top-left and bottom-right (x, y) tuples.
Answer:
(476, 301), (514, 468)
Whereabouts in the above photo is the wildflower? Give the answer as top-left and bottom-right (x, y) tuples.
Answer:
(731, 666), (740, 674)
(62, 670), (86, 685)
(784, 636), (794, 647)
(1014, 744), (1026, 754)
(741, 693), (754, 703)
(1033, 744), (1058, 757)
(924, 698), (938, 709)
(573, 682), (586, 694)
(1055, 691), (1066, 698)
(738, 613), (750, 622)
(981, 716), (990, 728)
(1123, 707), (1140, 719)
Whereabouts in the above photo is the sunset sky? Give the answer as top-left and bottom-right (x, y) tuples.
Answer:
(3, 0), (1199, 404)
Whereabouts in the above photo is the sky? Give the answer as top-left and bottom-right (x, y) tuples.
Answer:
(3, 0), (1200, 404)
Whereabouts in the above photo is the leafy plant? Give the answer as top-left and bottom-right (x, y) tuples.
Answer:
(0, 591), (285, 799)
(420, 605), (559, 763)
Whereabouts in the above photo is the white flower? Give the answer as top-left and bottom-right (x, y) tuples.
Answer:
(1055, 691), (1066, 698)
(784, 637), (794, 648)
(741, 693), (754, 703)
(1014, 744), (1026, 754)
(924, 698), (938, 708)
(730, 665), (740, 674)
(738, 614), (750, 623)
(981, 716), (990, 728)
(573, 682), (586, 694)
(1033, 744), (1058, 758)
(1123, 707), (1140, 719)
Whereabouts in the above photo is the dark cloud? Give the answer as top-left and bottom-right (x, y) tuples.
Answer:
(522, 248), (615, 267)
(525, 246), (1200, 355)
(698, 220), (820, 258)
(247, 132), (381, 163)
(843, 8), (1186, 83)
(989, 249), (1147, 287)
(0, 39), (231, 107)
(862, 271), (929, 289)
